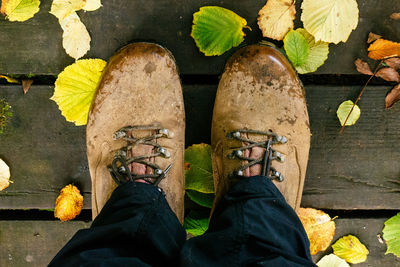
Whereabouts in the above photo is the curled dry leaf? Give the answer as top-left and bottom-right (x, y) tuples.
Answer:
(22, 79), (33, 94)
(0, 158), (12, 191)
(385, 57), (400, 70)
(257, 0), (296, 41)
(390, 13), (400, 20)
(54, 184), (83, 221)
(354, 58), (373, 75)
(367, 32), (382, 44)
(385, 84), (400, 109)
(368, 39), (400, 60)
(297, 208), (336, 255)
(376, 67), (400, 82)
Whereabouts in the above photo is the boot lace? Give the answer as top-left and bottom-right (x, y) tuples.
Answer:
(227, 129), (287, 181)
(108, 124), (173, 186)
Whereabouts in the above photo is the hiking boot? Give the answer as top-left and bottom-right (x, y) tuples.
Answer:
(211, 44), (310, 211)
(87, 43), (185, 222)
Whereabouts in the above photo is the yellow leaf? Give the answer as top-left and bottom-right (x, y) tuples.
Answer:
(301, 0), (359, 44)
(257, 0), (295, 41)
(0, 75), (19, 84)
(0, 158), (12, 191)
(297, 208), (336, 255)
(54, 184), (83, 221)
(50, 0), (86, 21)
(51, 59), (107, 126)
(332, 235), (369, 264)
(82, 0), (101, 11)
(60, 12), (91, 60)
(0, 0), (40, 22)
(368, 39), (400, 60)
(317, 254), (350, 267)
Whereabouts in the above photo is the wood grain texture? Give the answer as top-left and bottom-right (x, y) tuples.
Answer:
(0, 85), (399, 210)
(0, 0), (399, 75)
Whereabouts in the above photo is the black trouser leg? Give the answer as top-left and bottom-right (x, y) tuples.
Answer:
(49, 182), (186, 267)
(180, 176), (315, 267)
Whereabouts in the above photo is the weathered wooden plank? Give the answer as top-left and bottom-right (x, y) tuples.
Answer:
(0, 0), (399, 75)
(0, 221), (90, 266)
(0, 85), (399, 209)
(0, 218), (398, 266)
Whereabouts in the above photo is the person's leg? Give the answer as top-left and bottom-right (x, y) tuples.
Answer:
(50, 43), (186, 266)
(181, 44), (314, 266)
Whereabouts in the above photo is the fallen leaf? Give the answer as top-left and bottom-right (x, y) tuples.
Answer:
(297, 208), (336, 255)
(376, 67), (400, 82)
(390, 13), (400, 20)
(185, 144), (214, 194)
(0, 75), (19, 84)
(337, 100), (361, 126)
(1, 0), (40, 22)
(184, 210), (210, 237)
(257, 0), (296, 41)
(0, 98), (13, 134)
(82, 0), (102, 11)
(0, 158), (12, 191)
(283, 29), (309, 67)
(54, 184), (83, 221)
(332, 235), (369, 264)
(22, 79), (33, 94)
(382, 212), (400, 257)
(186, 190), (214, 208)
(317, 254), (350, 267)
(385, 84), (400, 109)
(60, 12), (91, 60)
(354, 58), (373, 75)
(367, 32), (382, 44)
(301, 0), (359, 44)
(295, 28), (330, 74)
(368, 39), (400, 60)
(191, 6), (249, 56)
(50, 59), (107, 126)
(384, 58), (400, 70)
(50, 0), (86, 21)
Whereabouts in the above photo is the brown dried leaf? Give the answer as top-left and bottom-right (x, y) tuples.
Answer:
(354, 58), (373, 75)
(54, 184), (83, 221)
(385, 84), (400, 109)
(376, 67), (400, 82)
(384, 58), (400, 69)
(368, 39), (400, 60)
(367, 32), (381, 44)
(22, 79), (33, 94)
(390, 13), (400, 20)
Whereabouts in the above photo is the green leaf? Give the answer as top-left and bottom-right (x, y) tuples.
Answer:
(383, 212), (400, 257)
(332, 235), (369, 264)
(184, 210), (210, 236)
(317, 254), (350, 267)
(186, 190), (214, 208)
(185, 144), (214, 194)
(0, 0), (40, 22)
(283, 29), (309, 67)
(295, 29), (329, 74)
(191, 6), (248, 56)
(336, 100), (361, 126)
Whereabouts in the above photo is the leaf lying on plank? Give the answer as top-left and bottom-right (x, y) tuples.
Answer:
(191, 6), (249, 56)
(385, 84), (400, 109)
(283, 29), (309, 67)
(301, 0), (359, 44)
(337, 100), (361, 127)
(332, 235), (369, 264)
(317, 254), (349, 267)
(354, 59), (373, 75)
(1, 0), (40, 22)
(54, 184), (83, 221)
(0, 158), (12, 191)
(257, 0), (295, 41)
(367, 32), (382, 44)
(376, 67), (400, 82)
(382, 212), (400, 257)
(385, 58), (400, 70)
(0, 75), (19, 84)
(185, 144), (214, 194)
(368, 39), (400, 60)
(298, 208), (336, 255)
(82, 0), (102, 11)
(51, 59), (107, 126)
(50, 0), (86, 21)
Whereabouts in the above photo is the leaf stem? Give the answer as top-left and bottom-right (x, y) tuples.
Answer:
(339, 60), (383, 134)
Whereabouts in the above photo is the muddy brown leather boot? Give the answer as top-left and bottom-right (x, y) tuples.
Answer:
(87, 43), (185, 222)
(211, 44), (310, 212)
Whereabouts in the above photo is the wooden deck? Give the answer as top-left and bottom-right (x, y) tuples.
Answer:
(0, 0), (400, 266)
